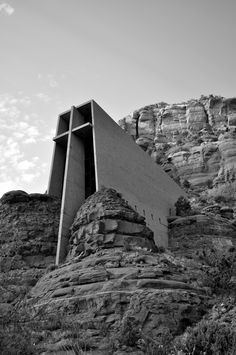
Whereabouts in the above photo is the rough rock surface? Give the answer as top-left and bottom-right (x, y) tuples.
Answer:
(25, 189), (210, 354)
(119, 95), (236, 187)
(0, 190), (60, 311)
(68, 188), (156, 259)
(1, 188), (236, 353)
(169, 214), (236, 258)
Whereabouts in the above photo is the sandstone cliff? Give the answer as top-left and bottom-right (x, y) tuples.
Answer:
(119, 95), (236, 188)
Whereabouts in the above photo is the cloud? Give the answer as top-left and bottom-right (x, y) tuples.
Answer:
(17, 160), (35, 171)
(35, 93), (51, 103)
(48, 75), (58, 88)
(23, 137), (37, 144)
(21, 172), (39, 183)
(0, 3), (14, 16)
(9, 96), (31, 106)
(2, 139), (23, 164)
(41, 128), (56, 141)
(0, 92), (57, 195)
(37, 73), (59, 88)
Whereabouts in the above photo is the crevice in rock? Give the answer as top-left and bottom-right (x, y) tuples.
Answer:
(135, 112), (139, 139)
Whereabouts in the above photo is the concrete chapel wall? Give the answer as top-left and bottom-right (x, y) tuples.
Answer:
(48, 100), (186, 263)
(92, 101), (184, 247)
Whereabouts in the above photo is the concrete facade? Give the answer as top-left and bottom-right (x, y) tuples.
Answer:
(48, 100), (184, 264)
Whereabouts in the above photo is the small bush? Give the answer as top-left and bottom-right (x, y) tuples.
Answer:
(114, 317), (177, 354)
(201, 250), (236, 294)
(206, 179), (213, 189)
(207, 182), (236, 204)
(176, 320), (236, 355)
(182, 179), (191, 189)
(118, 316), (141, 347)
(0, 315), (36, 355)
(141, 327), (176, 355)
(0, 299), (89, 355)
(175, 196), (191, 216)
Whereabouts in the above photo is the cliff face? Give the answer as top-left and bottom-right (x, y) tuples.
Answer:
(0, 190), (60, 271)
(119, 95), (236, 187)
(0, 190), (60, 316)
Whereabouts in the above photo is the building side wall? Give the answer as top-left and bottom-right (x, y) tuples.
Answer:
(92, 101), (185, 247)
(47, 141), (67, 197)
(56, 132), (85, 263)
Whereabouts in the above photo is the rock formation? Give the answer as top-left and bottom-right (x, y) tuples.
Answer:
(26, 188), (210, 354)
(169, 214), (236, 258)
(0, 190), (60, 317)
(0, 186), (236, 354)
(119, 95), (236, 188)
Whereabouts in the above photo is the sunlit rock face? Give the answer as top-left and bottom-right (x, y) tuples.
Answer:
(120, 95), (236, 187)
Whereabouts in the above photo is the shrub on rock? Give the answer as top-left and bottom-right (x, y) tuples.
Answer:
(175, 196), (191, 216)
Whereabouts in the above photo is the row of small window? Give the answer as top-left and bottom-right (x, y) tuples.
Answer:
(134, 205), (155, 221)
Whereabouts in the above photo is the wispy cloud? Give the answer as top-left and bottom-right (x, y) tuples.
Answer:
(35, 92), (51, 103)
(21, 172), (39, 183)
(48, 74), (58, 88)
(37, 73), (60, 88)
(17, 160), (36, 171)
(0, 3), (14, 16)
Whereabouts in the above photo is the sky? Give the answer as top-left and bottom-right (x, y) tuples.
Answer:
(0, 0), (236, 196)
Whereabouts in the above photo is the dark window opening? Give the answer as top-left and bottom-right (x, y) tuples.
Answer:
(84, 134), (96, 198)
(53, 141), (67, 199)
(57, 112), (70, 135)
(77, 102), (92, 124)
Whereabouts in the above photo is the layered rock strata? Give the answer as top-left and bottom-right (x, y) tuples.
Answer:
(27, 189), (209, 354)
(119, 95), (236, 187)
(169, 214), (236, 259)
(1, 188), (235, 354)
(68, 188), (156, 259)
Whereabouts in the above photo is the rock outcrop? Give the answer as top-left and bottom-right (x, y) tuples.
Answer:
(169, 214), (236, 259)
(0, 190), (60, 314)
(119, 95), (236, 187)
(68, 188), (156, 259)
(1, 188), (236, 354)
(25, 189), (210, 354)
